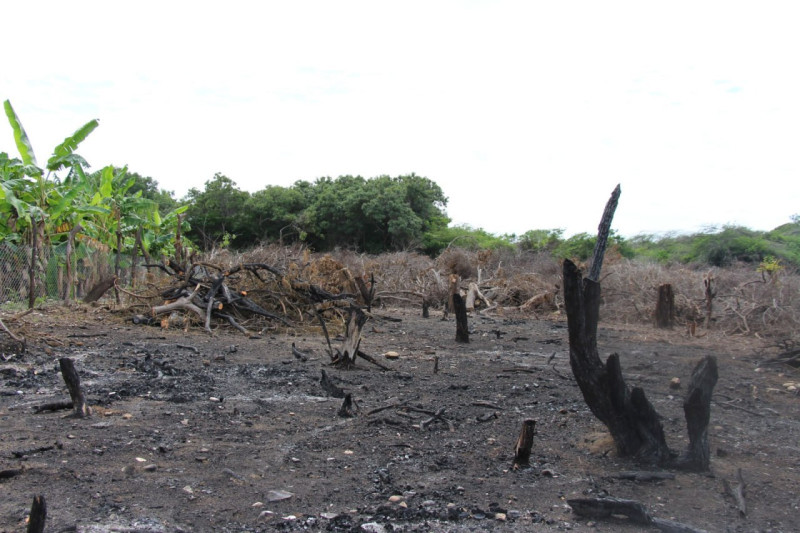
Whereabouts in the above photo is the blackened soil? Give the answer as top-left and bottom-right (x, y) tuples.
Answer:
(1, 305), (798, 532)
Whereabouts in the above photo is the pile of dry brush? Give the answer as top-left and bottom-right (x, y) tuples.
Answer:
(113, 244), (799, 341)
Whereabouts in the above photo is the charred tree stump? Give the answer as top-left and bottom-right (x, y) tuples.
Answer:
(512, 419), (536, 470)
(677, 356), (718, 471)
(704, 273), (715, 329)
(27, 494), (46, 533)
(59, 358), (91, 418)
(564, 259), (670, 463)
(333, 307), (368, 368)
(453, 293), (469, 343)
(337, 393), (358, 418)
(422, 299), (430, 318)
(655, 284), (675, 329)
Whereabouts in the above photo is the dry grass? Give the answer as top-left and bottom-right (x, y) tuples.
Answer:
(202, 244), (800, 341)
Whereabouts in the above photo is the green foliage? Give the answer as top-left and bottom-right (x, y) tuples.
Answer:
(626, 222), (800, 268)
(552, 232), (596, 261)
(420, 224), (514, 256)
(517, 228), (564, 252)
(184, 173), (449, 253)
(184, 173), (250, 250)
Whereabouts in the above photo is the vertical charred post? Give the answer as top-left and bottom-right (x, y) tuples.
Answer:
(59, 358), (91, 418)
(27, 494), (46, 533)
(655, 284), (675, 329)
(453, 294), (469, 343)
(512, 419), (537, 470)
(678, 356), (718, 471)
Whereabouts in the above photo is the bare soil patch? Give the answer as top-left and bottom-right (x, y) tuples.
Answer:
(1, 305), (798, 532)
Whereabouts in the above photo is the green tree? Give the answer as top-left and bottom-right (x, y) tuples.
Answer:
(184, 173), (249, 250)
(517, 228), (564, 252)
(240, 185), (308, 245)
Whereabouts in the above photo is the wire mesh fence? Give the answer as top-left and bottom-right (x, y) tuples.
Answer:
(0, 242), (169, 308)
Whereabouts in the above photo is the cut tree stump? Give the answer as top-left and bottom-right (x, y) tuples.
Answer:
(333, 307), (368, 368)
(453, 293), (469, 343)
(562, 184), (718, 470)
(655, 284), (675, 329)
(677, 356), (718, 471)
(512, 419), (536, 470)
(564, 259), (670, 464)
(59, 358), (91, 418)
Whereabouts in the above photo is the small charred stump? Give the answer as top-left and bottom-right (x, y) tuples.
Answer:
(655, 284), (675, 329)
(27, 494), (46, 533)
(677, 356), (718, 471)
(512, 419), (536, 470)
(337, 393), (358, 418)
(59, 358), (91, 418)
(453, 293), (469, 343)
(333, 307), (368, 368)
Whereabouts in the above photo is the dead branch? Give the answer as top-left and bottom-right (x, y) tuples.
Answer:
(357, 349), (394, 371)
(722, 468), (747, 517)
(419, 407), (454, 431)
(611, 471), (676, 482)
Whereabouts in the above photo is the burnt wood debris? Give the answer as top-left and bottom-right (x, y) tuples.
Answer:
(564, 184), (718, 530)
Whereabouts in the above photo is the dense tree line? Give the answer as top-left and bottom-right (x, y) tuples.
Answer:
(179, 171), (800, 268)
(182, 173), (448, 253)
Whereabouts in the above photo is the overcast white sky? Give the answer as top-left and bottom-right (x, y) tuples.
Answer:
(2, 1), (799, 237)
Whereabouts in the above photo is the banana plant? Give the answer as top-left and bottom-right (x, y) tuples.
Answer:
(2, 99), (99, 238)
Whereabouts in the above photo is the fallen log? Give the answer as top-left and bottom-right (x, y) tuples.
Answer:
(568, 497), (708, 532)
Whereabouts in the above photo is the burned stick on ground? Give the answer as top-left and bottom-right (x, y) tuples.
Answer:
(320, 369), (346, 398)
(568, 496), (708, 533)
(26, 494), (46, 533)
(0, 467), (23, 481)
(33, 400), (74, 414)
(512, 419), (536, 470)
(722, 468), (747, 517)
(316, 310), (335, 360)
(0, 317), (25, 352)
(419, 407), (454, 431)
(356, 349), (393, 371)
(611, 471), (676, 482)
(476, 412), (498, 422)
(59, 358), (91, 418)
(337, 393), (358, 418)
(291, 342), (309, 362)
